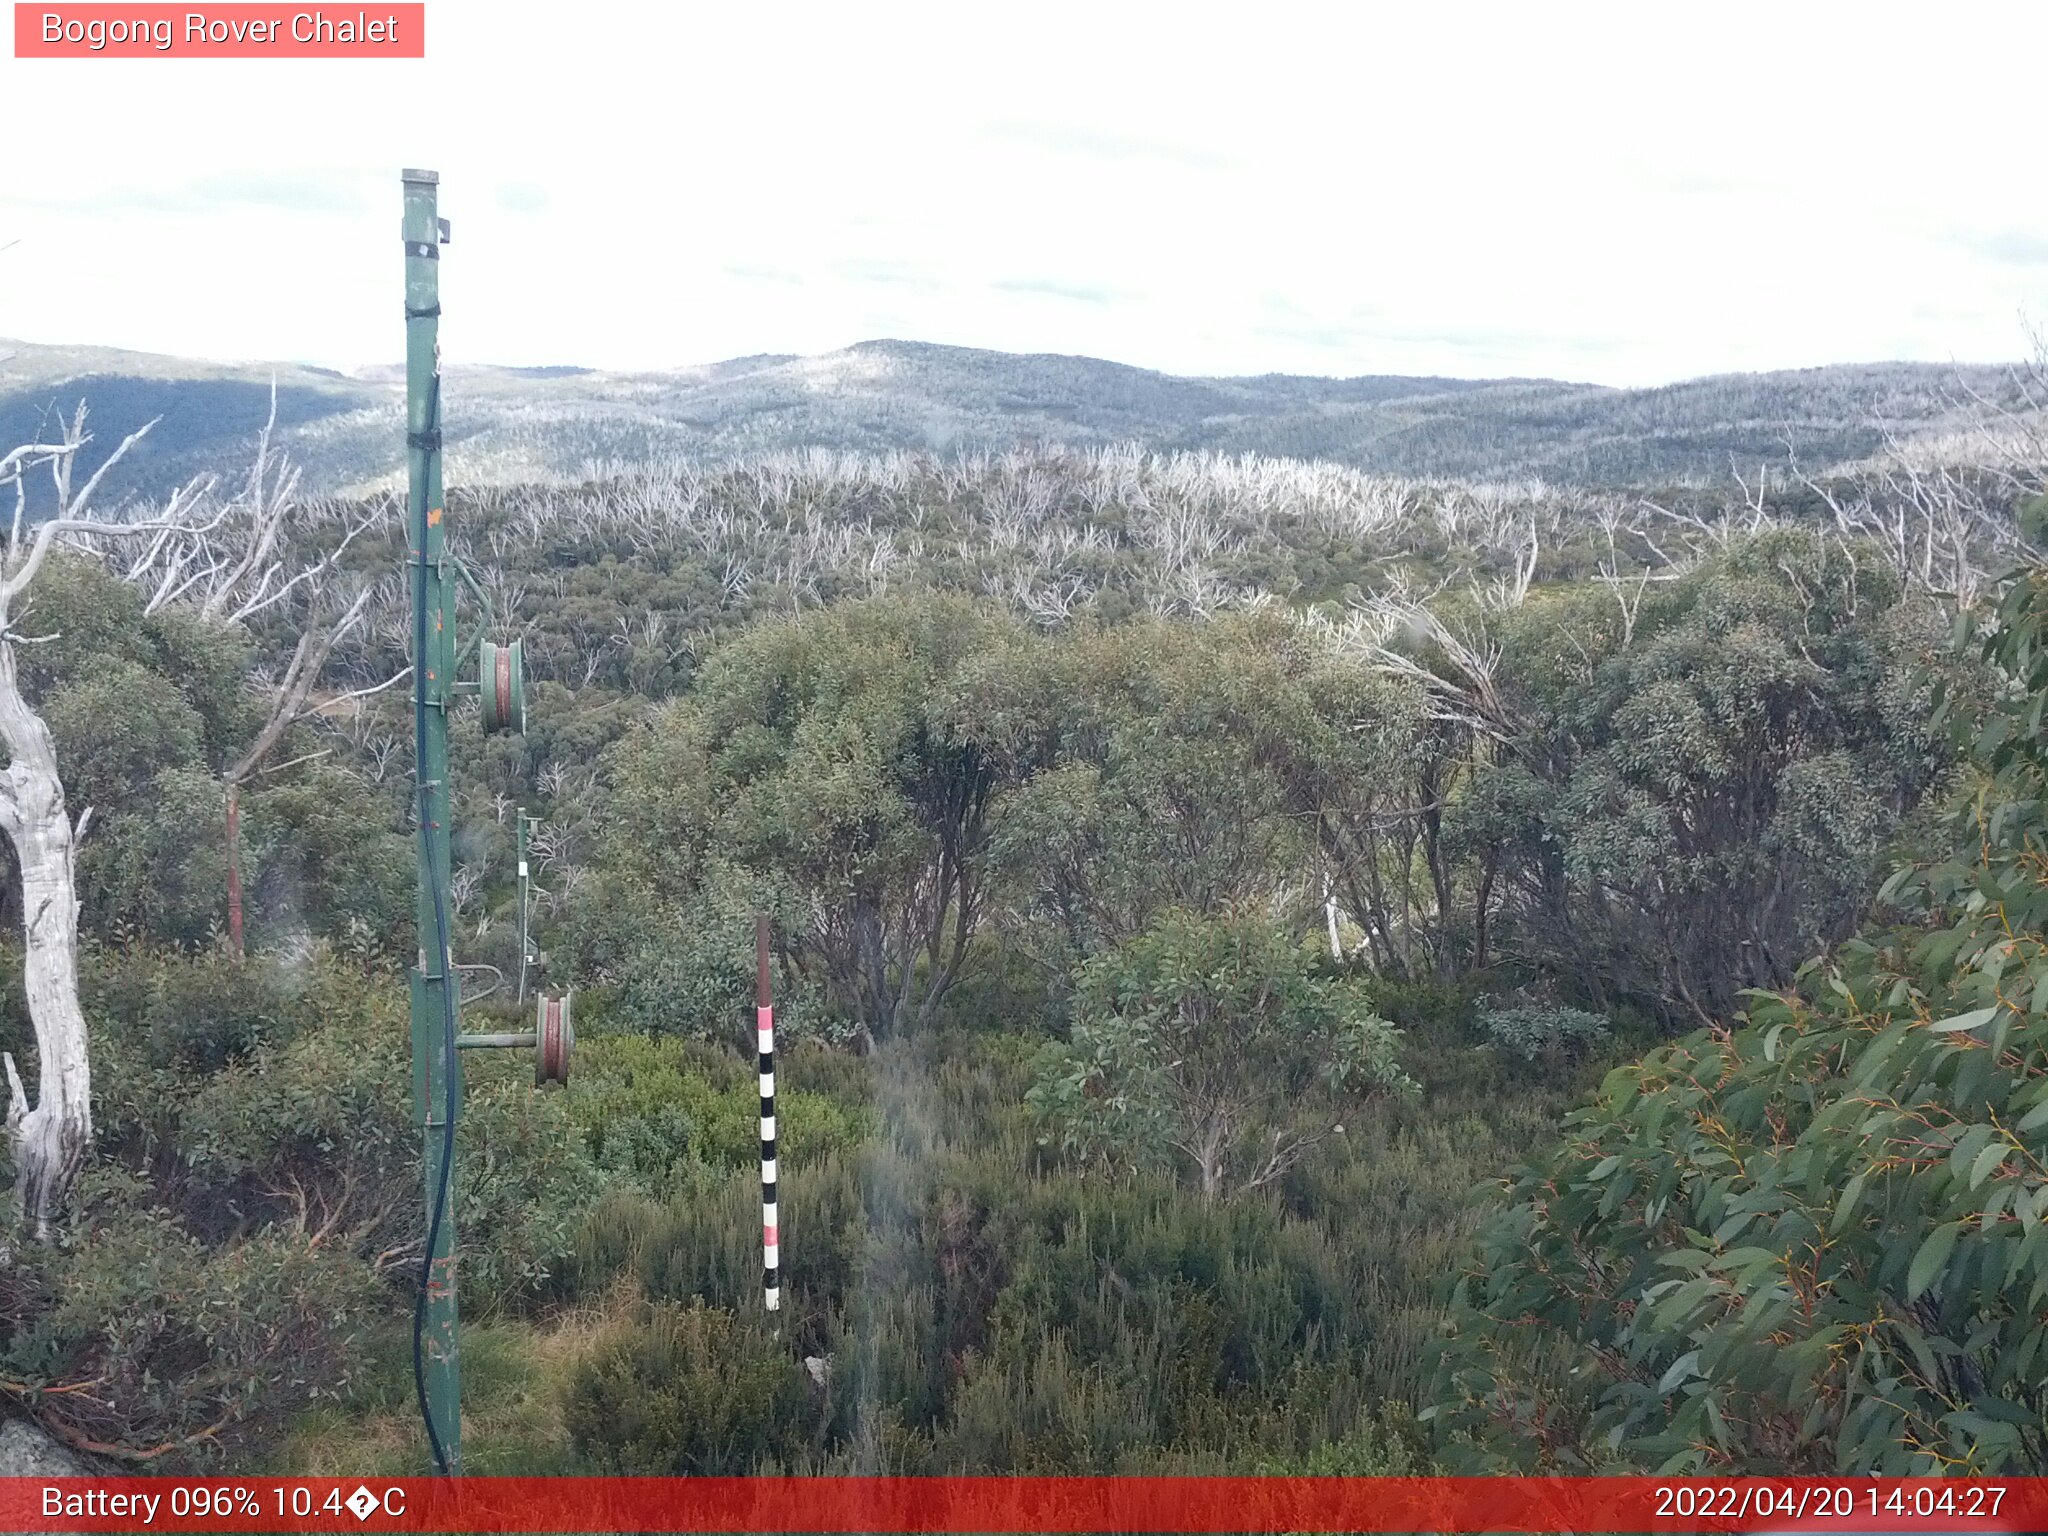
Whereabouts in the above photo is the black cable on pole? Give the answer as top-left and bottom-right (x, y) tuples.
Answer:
(410, 370), (458, 1477)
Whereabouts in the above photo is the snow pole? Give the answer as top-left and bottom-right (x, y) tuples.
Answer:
(758, 914), (779, 1318)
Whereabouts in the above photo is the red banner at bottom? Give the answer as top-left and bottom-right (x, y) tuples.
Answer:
(7, 1476), (2046, 1533)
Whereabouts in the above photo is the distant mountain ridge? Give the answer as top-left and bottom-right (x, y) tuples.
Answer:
(0, 334), (2019, 508)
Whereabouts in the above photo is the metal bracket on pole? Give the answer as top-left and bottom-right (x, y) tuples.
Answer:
(458, 993), (573, 1086)
(447, 552), (497, 674)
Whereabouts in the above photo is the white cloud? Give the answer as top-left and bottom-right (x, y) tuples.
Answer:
(2, 0), (2045, 385)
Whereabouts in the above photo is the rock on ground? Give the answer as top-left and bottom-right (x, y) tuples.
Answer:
(0, 1416), (84, 1476)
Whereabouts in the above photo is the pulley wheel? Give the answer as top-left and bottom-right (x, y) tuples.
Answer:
(479, 638), (526, 735)
(535, 991), (573, 1086)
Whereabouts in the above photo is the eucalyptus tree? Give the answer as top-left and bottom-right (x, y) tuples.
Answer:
(115, 394), (400, 955)
(1476, 528), (1938, 1022)
(1296, 586), (1508, 979)
(1029, 910), (1413, 1199)
(983, 614), (1357, 969)
(1432, 561), (2048, 1474)
(608, 594), (1039, 1044)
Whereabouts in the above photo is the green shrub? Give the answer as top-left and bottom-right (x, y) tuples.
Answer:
(85, 947), (598, 1312)
(135, 949), (308, 1075)
(1030, 911), (1413, 1198)
(1360, 975), (1479, 1038)
(927, 935), (1060, 1038)
(455, 1053), (607, 1309)
(45, 660), (206, 820)
(76, 767), (231, 948)
(3, 1203), (383, 1466)
(570, 1034), (870, 1189)
(564, 1300), (819, 1472)
(1474, 1001), (1609, 1064)
(242, 764), (412, 956)
(929, 1333), (1172, 1471)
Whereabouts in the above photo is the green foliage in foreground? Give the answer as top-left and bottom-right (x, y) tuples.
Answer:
(1029, 911), (1414, 1198)
(1432, 569), (2048, 1473)
(566, 1300), (819, 1474)
(0, 931), (1555, 1473)
(0, 946), (598, 1463)
(562, 1019), (1529, 1474)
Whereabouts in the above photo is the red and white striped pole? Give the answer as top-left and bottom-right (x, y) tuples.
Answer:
(757, 914), (779, 1316)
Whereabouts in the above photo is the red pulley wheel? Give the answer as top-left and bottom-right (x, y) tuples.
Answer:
(536, 992), (573, 1086)
(493, 644), (511, 726)
(479, 638), (526, 734)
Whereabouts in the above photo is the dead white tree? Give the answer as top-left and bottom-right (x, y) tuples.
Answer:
(1348, 584), (1515, 740)
(1472, 520), (1540, 612)
(1591, 503), (1667, 647)
(0, 407), (217, 1238)
(1790, 440), (2022, 610)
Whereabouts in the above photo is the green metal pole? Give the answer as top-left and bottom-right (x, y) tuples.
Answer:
(403, 166), (462, 1474)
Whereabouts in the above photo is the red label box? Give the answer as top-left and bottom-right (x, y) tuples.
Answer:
(4, 1476), (2048, 1533)
(13, 3), (425, 56)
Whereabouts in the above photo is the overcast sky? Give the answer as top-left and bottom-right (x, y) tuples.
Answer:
(4, 2), (2046, 386)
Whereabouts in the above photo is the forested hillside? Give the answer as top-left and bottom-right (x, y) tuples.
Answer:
(1, 335), (2029, 509)
(0, 377), (2043, 1473)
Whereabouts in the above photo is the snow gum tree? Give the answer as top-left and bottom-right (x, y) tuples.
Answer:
(0, 408), (213, 1238)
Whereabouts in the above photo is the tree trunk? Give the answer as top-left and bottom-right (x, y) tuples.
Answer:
(225, 781), (244, 959)
(1192, 1117), (1228, 1204)
(1474, 858), (1495, 972)
(0, 643), (92, 1240)
(1421, 800), (1455, 980)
